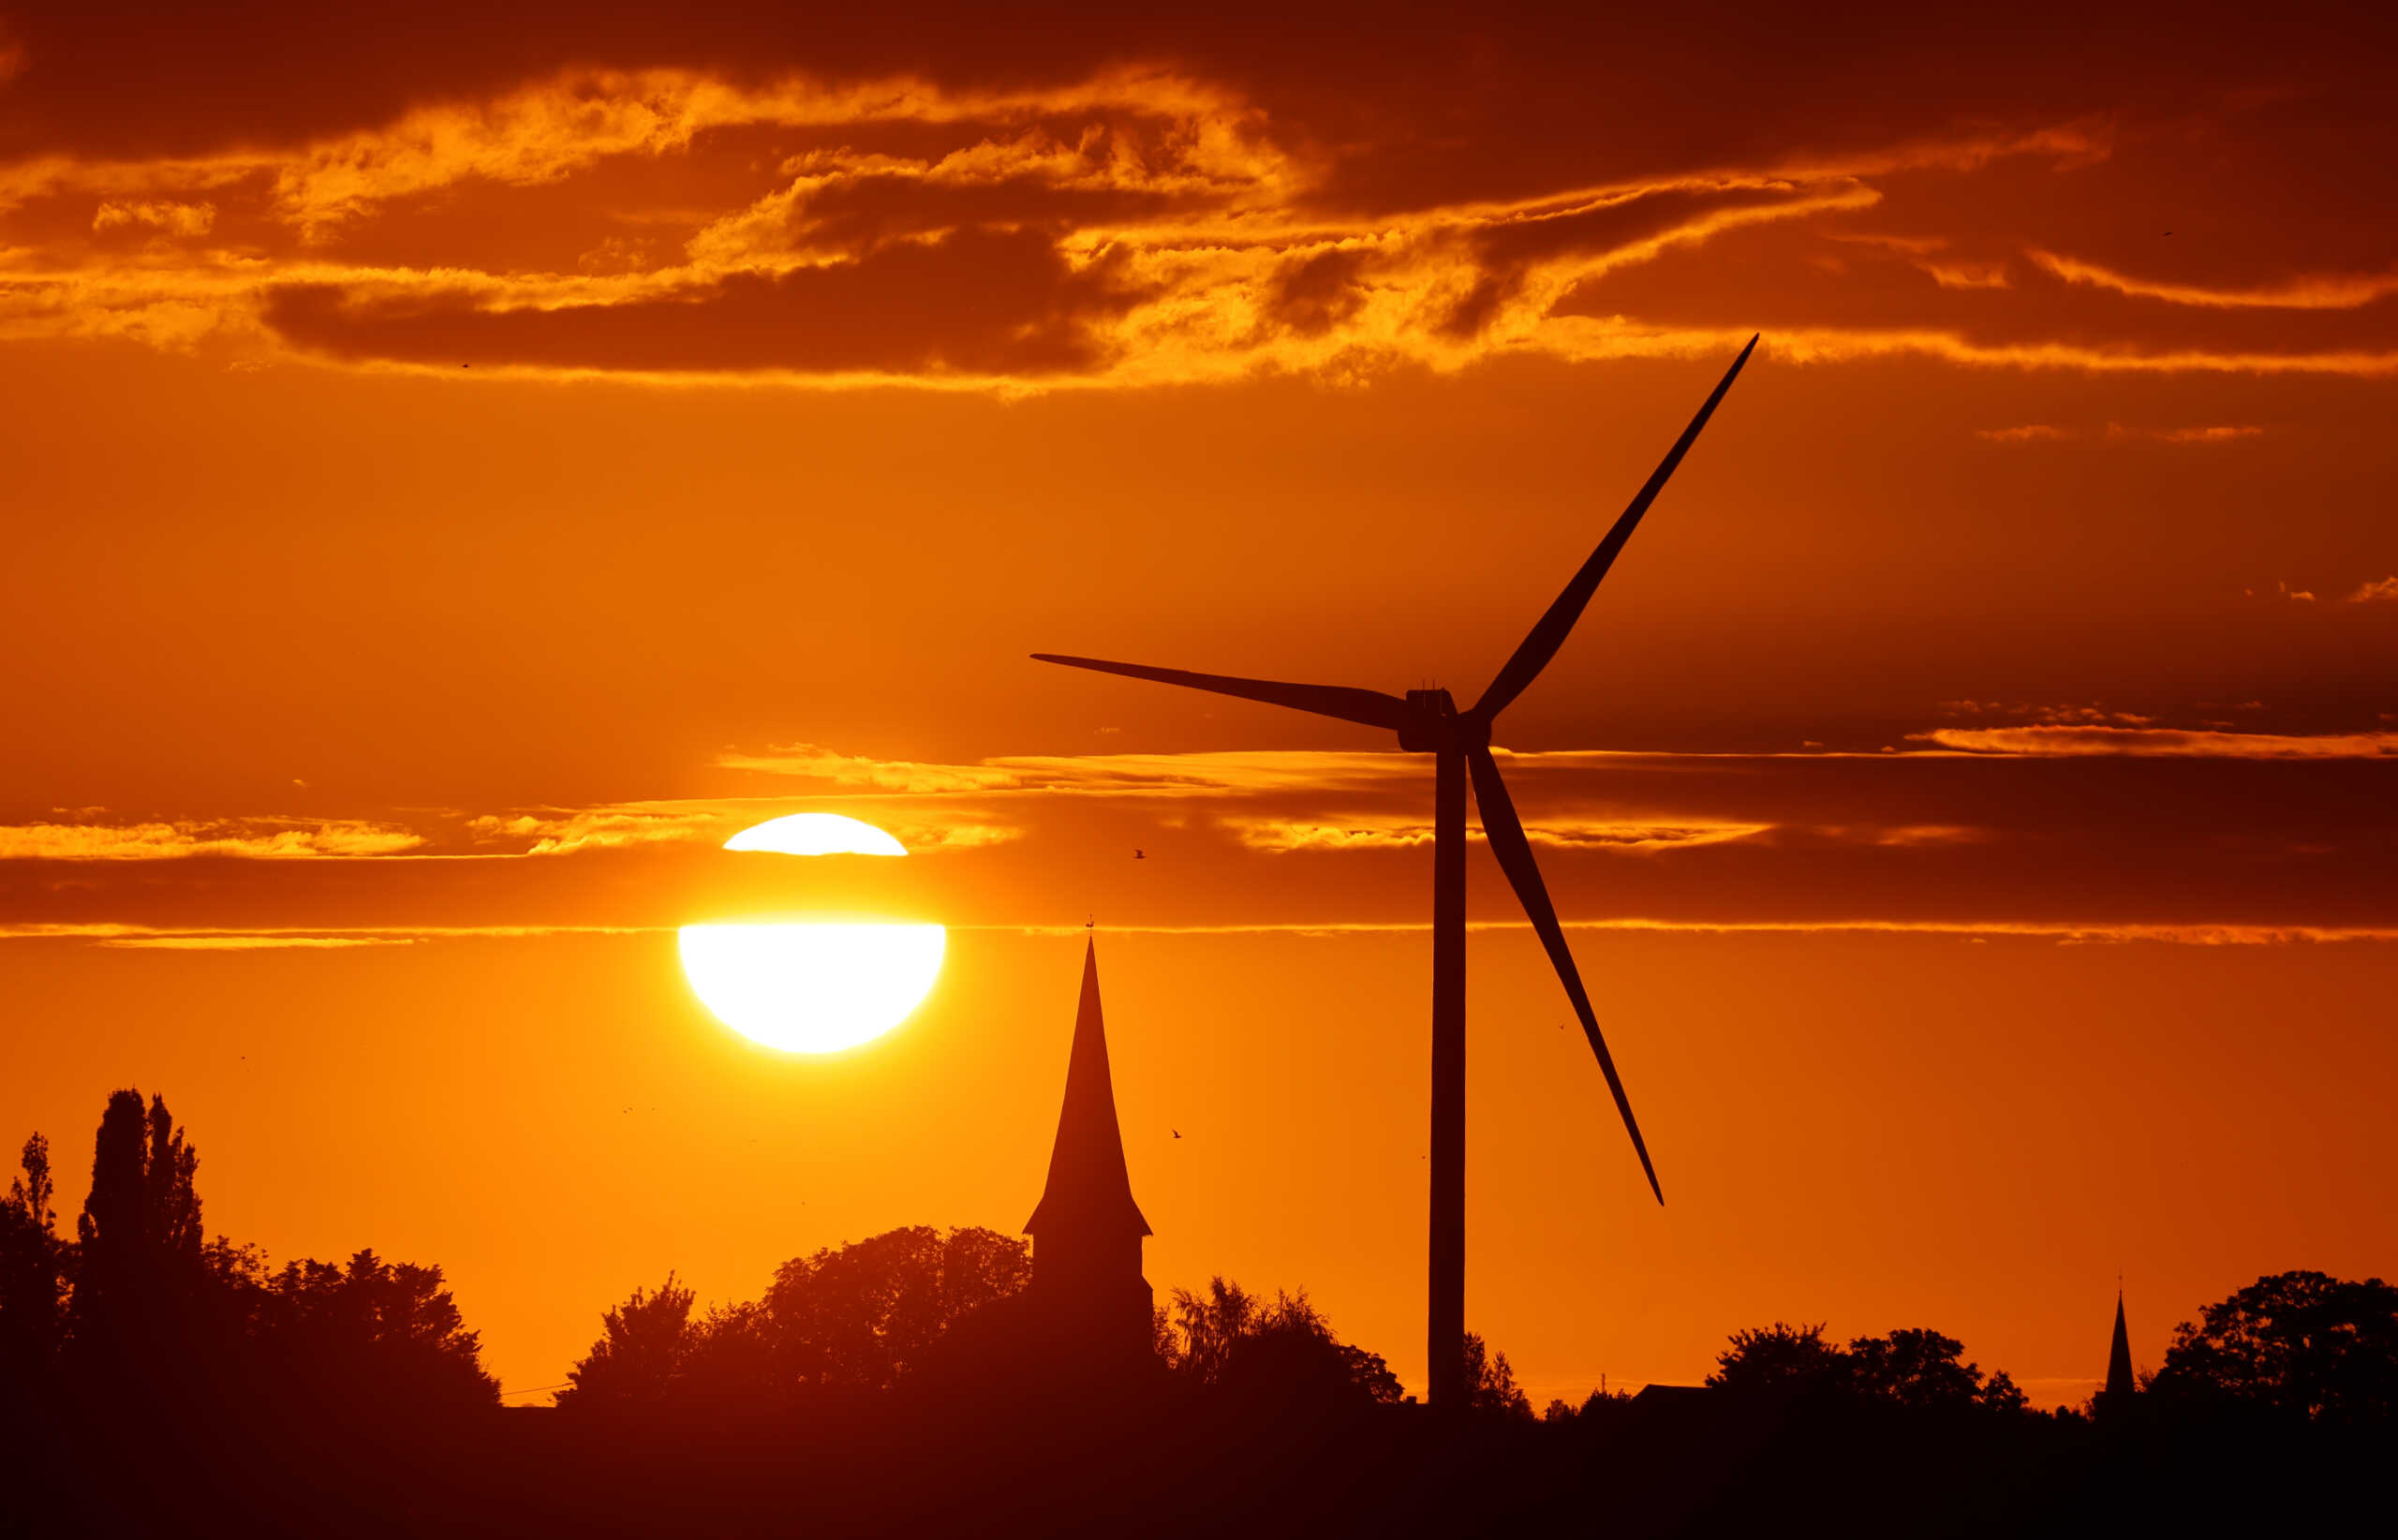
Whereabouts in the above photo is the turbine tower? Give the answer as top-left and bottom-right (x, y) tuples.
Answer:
(1035, 335), (1756, 1409)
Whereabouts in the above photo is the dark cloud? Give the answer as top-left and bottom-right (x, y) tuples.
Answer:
(1266, 247), (1369, 337)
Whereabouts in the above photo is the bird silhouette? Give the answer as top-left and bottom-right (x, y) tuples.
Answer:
(1171, 1128), (1181, 1138)
(1134, 849), (1145, 859)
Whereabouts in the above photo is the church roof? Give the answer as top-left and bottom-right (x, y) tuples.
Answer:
(2105, 1290), (2136, 1399)
(1025, 939), (1151, 1238)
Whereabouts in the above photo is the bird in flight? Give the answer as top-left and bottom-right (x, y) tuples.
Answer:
(1134, 849), (1145, 859)
(1171, 1129), (1181, 1138)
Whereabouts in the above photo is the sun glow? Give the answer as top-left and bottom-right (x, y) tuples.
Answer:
(680, 814), (943, 1052)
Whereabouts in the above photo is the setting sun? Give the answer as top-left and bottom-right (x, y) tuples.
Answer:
(678, 921), (945, 1053)
(681, 814), (944, 1050)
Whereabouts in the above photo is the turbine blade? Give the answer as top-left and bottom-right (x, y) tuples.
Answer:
(1467, 748), (1664, 1204)
(1473, 334), (1758, 721)
(1032, 654), (1411, 733)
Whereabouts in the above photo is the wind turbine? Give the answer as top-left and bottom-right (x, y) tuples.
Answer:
(1035, 335), (1757, 1409)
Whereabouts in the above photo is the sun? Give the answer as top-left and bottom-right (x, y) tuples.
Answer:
(678, 814), (943, 1053)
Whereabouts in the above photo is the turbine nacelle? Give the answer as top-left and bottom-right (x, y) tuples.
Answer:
(1398, 689), (1486, 753)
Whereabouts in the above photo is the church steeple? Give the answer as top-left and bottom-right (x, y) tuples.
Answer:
(2105, 1287), (2137, 1401)
(1020, 937), (1154, 1373)
(1026, 938), (1150, 1240)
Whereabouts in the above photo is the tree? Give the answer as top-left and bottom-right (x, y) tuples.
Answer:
(768, 1225), (1031, 1391)
(1159, 1279), (1400, 1408)
(1709, 1321), (2029, 1414)
(1542, 1385), (1630, 1423)
(1976, 1370), (2029, 1414)
(940, 1226), (1032, 1325)
(2152, 1270), (2398, 1422)
(67, 1090), (208, 1377)
(253, 1249), (499, 1414)
(1163, 1277), (1258, 1385)
(559, 1274), (698, 1407)
(1220, 1291), (1402, 1409)
(1708, 1321), (1848, 1396)
(1461, 1332), (1532, 1419)
(562, 1226), (1035, 1407)
(1848, 1327), (1985, 1411)
(677, 1299), (781, 1407)
(0, 1133), (67, 1382)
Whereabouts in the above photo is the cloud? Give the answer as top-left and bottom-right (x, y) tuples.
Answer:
(2346, 576), (2398, 603)
(13, 917), (2398, 950)
(91, 200), (215, 236)
(1934, 702), (2154, 726)
(0, 818), (423, 860)
(1223, 813), (1771, 854)
(2106, 422), (2265, 443)
(8, 733), (2398, 942)
(97, 935), (415, 950)
(467, 809), (727, 855)
(1913, 726), (2398, 758)
(1974, 423), (2267, 445)
(7, 61), (2393, 387)
(720, 743), (1432, 797)
(1920, 259), (2010, 290)
(466, 797), (1022, 855)
(715, 743), (1031, 792)
(0, 924), (656, 945)
(2031, 250), (2398, 310)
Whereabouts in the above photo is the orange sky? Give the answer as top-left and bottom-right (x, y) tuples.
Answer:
(4, 2), (2395, 1407)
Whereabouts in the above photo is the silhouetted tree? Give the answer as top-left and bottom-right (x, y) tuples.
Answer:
(1542, 1385), (1630, 1423)
(1709, 1321), (2028, 1414)
(559, 1274), (698, 1407)
(1163, 1277), (1258, 1385)
(1220, 1291), (1402, 1409)
(1708, 1321), (1848, 1396)
(1461, 1331), (1532, 1418)
(2151, 1270), (2398, 1422)
(768, 1225), (1030, 1391)
(0, 1133), (67, 1384)
(1156, 1279), (1399, 1409)
(67, 1090), (210, 1381)
(1850, 1327), (1991, 1411)
(677, 1298), (781, 1407)
(939, 1225), (1032, 1325)
(1976, 1369), (2029, 1414)
(562, 1227), (1033, 1407)
(249, 1249), (499, 1414)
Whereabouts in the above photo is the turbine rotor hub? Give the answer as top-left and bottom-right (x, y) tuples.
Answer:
(1399, 689), (1487, 752)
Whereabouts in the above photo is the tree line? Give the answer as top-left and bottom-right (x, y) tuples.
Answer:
(0, 1090), (496, 1427)
(6, 1088), (2397, 1429)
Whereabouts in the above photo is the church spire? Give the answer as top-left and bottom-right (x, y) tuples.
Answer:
(2105, 1287), (2137, 1401)
(1026, 938), (1150, 1239)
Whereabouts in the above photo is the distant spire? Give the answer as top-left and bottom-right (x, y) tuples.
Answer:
(1026, 938), (1150, 1238)
(2105, 1286), (2137, 1401)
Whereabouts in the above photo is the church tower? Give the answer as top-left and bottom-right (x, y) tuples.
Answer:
(1023, 938), (1154, 1370)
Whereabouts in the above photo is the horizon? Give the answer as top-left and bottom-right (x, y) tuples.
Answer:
(6, 0), (2397, 1423)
